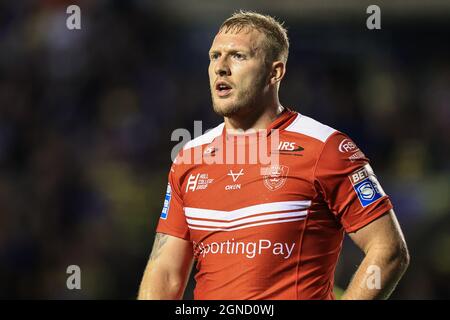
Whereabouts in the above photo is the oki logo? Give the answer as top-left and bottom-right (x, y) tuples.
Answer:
(338, 139), (358, 153)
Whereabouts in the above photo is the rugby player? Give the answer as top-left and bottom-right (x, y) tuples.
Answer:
(138, 11), (409, 300)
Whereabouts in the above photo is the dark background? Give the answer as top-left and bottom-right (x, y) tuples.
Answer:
(0, 0), (449, 299)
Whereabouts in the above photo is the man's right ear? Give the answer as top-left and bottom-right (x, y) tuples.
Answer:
(270, 61), (286, 85)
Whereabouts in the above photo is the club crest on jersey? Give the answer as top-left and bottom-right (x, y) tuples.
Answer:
(349, 164), (386, 207)
(261, 165), (289, 191)
(160, 184), (171, 219)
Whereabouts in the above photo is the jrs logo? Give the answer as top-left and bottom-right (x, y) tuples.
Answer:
(348, 165), (386, 207)
(278, 141), (296, 151)
(277, 141), (304, 152)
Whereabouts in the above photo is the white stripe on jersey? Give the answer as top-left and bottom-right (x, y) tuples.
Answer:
(186, 210), (307, 228)
(182, 123), (225, 151)
(184, 200), (311, 221)
(285, 114), (336, 143)
(187, 217), (307, 232)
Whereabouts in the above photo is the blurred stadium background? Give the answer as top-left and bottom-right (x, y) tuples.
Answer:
(0, 0), (449, 299)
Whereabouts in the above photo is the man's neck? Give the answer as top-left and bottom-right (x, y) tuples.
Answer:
(224, 103), (285, 133)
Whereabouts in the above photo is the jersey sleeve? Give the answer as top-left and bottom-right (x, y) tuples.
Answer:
(155, 161), (190, 240)
(314, 132), (393, 233)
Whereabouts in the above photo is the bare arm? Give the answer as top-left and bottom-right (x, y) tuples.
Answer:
(341, 209), (410, 300)
(138, 232), (194, 300)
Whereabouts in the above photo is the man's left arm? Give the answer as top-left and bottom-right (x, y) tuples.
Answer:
(341, 209), (410, 300)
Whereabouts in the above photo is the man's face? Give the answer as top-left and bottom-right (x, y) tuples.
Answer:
(208, 28), (270, 118)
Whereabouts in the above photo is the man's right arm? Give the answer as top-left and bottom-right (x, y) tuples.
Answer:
(138, 232), (194, 300)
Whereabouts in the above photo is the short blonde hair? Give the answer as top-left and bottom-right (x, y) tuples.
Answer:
(219, 10), (289, 63)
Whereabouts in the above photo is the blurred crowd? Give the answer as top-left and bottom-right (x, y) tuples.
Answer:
(0, 1), (449, 299)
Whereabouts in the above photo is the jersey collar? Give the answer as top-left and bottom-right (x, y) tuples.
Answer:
(266, 107), (298, 133)
(220, 107), (299, 138)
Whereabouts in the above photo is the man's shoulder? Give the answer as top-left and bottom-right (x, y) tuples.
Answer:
(182, 122), (225, 151)
(284, 113), (368, 169)
(283, 113), (338, 144)
(170, 122), (224, 184)
(171, 122), (224, 166)
(281, 113), (361, 163)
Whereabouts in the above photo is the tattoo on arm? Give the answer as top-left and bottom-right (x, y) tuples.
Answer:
(149, 233), (169, 262)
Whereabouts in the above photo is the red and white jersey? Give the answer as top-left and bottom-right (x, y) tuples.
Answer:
(156, 109), (393, 300)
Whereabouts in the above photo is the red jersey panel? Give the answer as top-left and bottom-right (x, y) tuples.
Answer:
(156, 109), (393, 300)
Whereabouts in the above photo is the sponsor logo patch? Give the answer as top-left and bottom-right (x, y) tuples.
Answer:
(278, 141), (303, 152)
(225, 169), (244, 191)
(339, 138), (359, 153)
(349, 165), (386, 207)
(348, 150), (366, 162)
(160, 184), (171, 219)
(203, 146), (218, 156)
(227, 169), (244, 182)
(273, 141), (304, 156)
(186, 173), (214, 193)
(193, 238), (296, 260)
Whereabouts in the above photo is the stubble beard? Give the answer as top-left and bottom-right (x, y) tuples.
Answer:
(212, 76), (267, 118)
(212, 90), (253, 118)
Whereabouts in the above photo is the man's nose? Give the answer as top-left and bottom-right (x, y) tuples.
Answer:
(215, 57), (231, 76)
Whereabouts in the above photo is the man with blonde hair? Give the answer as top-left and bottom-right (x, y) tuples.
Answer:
(138, 11), (409, 300)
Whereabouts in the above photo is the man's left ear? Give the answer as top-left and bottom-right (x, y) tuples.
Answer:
(270, 61), (286, 85)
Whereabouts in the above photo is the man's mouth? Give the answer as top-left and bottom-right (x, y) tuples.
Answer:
(215, 81), (233, 97)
